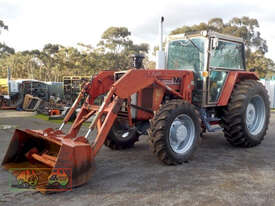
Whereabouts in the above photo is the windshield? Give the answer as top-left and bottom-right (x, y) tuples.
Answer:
(167, 38), (205, 74)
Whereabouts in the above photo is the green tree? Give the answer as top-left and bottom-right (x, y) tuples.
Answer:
(0, 19), (8, 32)
(0, 26), (149, 80)
(98, 27), (149, 70)
(0, 19), (15, 57)
(246, 51), (274, 78)
(0, 43), (15, 57)
(0, 51), (38, 79)
(98, 27), (131, 54)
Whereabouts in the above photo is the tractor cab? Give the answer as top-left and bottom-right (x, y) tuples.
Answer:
(164, 31), (245, 107)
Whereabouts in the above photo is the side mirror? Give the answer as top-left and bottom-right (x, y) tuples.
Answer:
(212, 37), (219, 49)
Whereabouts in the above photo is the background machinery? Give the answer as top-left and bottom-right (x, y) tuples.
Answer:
(63, 76), (90, 106)
(0, 79), (49, 109)
(2, 20), (270, 191)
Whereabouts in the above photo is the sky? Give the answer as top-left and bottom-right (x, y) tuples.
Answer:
(1, 0), (275, 60)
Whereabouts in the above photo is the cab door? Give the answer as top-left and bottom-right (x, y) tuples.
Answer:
(207, 38), (245, 105)
(208, 69), (228, 104)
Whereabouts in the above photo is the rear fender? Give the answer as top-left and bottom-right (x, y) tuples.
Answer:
(218, 71), (259, 106)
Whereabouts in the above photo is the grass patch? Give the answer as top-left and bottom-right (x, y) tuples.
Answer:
(33, 113), (90, 127)
(33, 114), (64, 124)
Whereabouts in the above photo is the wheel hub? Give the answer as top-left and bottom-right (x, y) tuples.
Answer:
(175, 124), (188, 142)
(121, 132), (130, 138)
(246, 95), (266, 135)
(169, 114), (195, 154)
(246, 103), (256, 125)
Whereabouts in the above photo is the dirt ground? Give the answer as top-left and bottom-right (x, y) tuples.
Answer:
(0, 110), (275, 206)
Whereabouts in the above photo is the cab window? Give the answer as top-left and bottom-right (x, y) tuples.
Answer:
(167, 38), (205, 75)
(210, 40), (244, 69)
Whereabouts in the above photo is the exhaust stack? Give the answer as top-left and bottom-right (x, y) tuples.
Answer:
(159, 16), (164, 52)
(156, 16), (165, 69)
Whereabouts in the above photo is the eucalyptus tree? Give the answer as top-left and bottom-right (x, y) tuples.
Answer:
(98, 27), (149, 70)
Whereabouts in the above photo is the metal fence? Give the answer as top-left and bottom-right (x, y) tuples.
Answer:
(260, 80), (275, 108)
(46, 82), (64, 99)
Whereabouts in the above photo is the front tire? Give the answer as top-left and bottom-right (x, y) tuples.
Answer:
(221, 80), (270, 147)
(104, 119), (139, 150)
(148, 100), (201, 165)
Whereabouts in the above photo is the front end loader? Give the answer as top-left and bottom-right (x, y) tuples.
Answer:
(2, 28), (270, 191)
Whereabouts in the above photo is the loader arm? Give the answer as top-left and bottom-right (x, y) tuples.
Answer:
(2, 69), (194, 192)
(66, 69), (193, 141)
(82, 69), (194, 157)
(60, 71), (116, 138)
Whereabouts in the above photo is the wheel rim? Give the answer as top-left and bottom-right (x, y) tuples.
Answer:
(121, 131), (130, 138)
(246, 95), (266, 135)
(114, 128), (132, 140)
(113, 121), (135, 141)
(169, 114), (195, 154)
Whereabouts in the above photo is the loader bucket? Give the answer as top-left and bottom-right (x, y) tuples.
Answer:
(2, 129), (95, 192)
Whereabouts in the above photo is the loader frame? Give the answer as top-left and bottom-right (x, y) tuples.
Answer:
(63, 69), (195, 157)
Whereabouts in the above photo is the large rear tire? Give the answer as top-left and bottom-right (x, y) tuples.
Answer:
(104, 119), (139, 150)
(221, 80), (270, 147)
(148, 99), (201, 165)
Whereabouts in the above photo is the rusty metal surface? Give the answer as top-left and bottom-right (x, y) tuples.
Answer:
(141, 88), (153, 109)
(1, 128), (95, 190)
(113, 70), (193, 99)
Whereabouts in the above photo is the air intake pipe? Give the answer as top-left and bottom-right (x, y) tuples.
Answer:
(131, 54), (144, 69)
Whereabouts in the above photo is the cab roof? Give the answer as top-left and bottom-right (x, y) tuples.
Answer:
(168, 30), (244, 43)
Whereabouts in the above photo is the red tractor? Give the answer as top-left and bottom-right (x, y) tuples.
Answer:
(2, 29), (270, 190)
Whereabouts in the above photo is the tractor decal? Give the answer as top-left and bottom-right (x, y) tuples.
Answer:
(16, 169), (39, 188)
(48, 168), (69, 186)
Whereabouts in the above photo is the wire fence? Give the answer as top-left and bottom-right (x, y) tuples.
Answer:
(260, 80), (275, 108)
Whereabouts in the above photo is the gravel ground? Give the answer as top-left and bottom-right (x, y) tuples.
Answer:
(0, 110), (275, 206)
